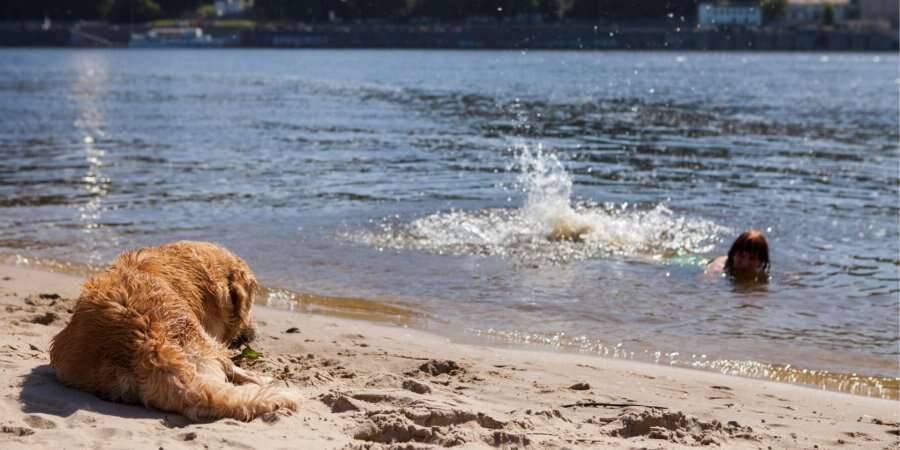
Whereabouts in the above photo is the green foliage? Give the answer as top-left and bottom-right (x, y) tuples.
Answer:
(253, 0), (408, 22)
(212, 19), (256, 27)
(250, 0), (566, 23)
(403, 0), (576, 23)
(0, 0), (703, 23)
(760, 0), (787, 23)
(101, 0), (163, 23)
(1, 0), (107, 21)
(0, 0), (195, 21)
(822, 3), (834, 26)
(564, 0), (700, 22)
(196, 3), (216, 18)
(251, 0), (316, 22)
(156, 0), (204, 16)
(231, 344), (262, 363)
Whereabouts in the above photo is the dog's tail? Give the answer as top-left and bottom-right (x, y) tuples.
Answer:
(51, 296), (298, 422)
(131, 308), (298, 421)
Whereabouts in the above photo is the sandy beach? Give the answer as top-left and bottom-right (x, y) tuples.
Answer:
(0, 262), (897, 449)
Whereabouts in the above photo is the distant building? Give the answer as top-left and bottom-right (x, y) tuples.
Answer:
(858, 0), (899, 28)
(785, 0), (851, 25)
(697, 3), (763, 28)
(215, 0), (253, 17)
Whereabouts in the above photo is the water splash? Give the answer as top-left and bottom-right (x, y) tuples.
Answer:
(514, 145), (591, 242)
(342, 145), (728, 263)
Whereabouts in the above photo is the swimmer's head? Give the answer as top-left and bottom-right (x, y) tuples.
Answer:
(725, 229), (769, 274)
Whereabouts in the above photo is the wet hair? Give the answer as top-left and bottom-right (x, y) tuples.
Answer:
(725, 229), (770, 273)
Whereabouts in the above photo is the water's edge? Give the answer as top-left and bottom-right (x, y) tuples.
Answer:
(4, 251), (895, 400)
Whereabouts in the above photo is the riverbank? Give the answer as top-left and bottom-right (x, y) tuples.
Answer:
(1, 22), (898, 50)
(0, 263), (897, 449)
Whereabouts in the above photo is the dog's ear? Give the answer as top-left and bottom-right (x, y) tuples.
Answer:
(228, 267), (258, 317)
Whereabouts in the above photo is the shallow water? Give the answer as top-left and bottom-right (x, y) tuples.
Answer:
(0, 49), (897, 397)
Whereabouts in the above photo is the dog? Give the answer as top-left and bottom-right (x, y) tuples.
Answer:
(49, 241), (298, 421)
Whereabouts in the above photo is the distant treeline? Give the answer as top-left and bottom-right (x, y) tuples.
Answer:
(253, 0), (704, 23)
(2, 0), (753, 25)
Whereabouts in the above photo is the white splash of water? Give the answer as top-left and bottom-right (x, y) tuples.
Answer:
(513, 144), (599, 243)
(342, 145), (727, 263)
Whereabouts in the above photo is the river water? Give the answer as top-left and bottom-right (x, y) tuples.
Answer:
(0, 49), (897, 397)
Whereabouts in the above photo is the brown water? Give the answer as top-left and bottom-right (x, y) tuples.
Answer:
(0, 49), (897, 398)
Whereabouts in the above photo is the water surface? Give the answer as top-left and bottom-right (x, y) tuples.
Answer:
(0, 49), (897, 397)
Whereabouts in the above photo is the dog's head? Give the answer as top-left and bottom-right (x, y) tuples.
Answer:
(223, 260), (259, 349)
(161, 241), (261, 348)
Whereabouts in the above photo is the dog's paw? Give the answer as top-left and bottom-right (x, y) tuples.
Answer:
(259, 388), (300, 413)
(256, 374), (276, 385)
(229, 366), (272, 385)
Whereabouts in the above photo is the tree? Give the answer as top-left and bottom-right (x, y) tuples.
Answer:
(101, 0), (163, 23)
(822, 3), (834, 26)
(407, 0), (474, 22)
(760, 0), (786, 24)
(252, 0), (321, 21)
(252, 0), (408, 22)
(330, 0), (408, 21)
(0, 0), (107, 21)
(565, 0), (699, 23)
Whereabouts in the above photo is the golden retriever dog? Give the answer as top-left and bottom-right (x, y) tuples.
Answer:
(49, 241), (298, 421)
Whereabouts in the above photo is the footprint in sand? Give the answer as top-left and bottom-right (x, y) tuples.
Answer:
(1, 424), (35, 436)
(94, 427), (133, 439)
(23, 415), (56, 430)
(65, 413), (98, 427)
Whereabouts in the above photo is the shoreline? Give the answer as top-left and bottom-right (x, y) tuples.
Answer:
(3, 251), (897, 401)
(0, 262), (897, 448)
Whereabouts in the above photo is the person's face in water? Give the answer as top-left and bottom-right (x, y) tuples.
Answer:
(730, 251), (764, 273)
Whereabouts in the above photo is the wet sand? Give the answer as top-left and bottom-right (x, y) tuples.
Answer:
(0, 263), (897, 449)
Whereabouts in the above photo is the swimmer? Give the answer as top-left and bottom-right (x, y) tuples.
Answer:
(707, 229), (770, 277)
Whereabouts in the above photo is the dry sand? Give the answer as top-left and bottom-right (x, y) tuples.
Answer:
(0, 263), (897, 449)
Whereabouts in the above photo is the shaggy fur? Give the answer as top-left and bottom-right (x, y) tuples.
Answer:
(49, 241), (298, 421)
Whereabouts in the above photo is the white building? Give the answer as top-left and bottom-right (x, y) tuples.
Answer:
(214, 0), (253, 17)
(698, 3), (763, 27)
(785, 0), (850, 25)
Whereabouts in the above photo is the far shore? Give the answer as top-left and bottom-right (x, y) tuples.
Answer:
(2, 22), (898, 51)
(0, 262), (898, 448)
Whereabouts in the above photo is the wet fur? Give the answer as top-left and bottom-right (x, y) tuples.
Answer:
(49, 241), (298, 421)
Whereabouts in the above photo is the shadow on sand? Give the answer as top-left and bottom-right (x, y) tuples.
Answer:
(18, 364), (190, 427)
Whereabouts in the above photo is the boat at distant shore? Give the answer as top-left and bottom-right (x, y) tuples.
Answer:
(129, 27), (231, 48)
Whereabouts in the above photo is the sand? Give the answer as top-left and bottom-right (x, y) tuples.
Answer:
(0, 263), (897, 449)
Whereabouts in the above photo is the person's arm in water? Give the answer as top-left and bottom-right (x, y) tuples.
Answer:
(706, 255), (727, 274)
